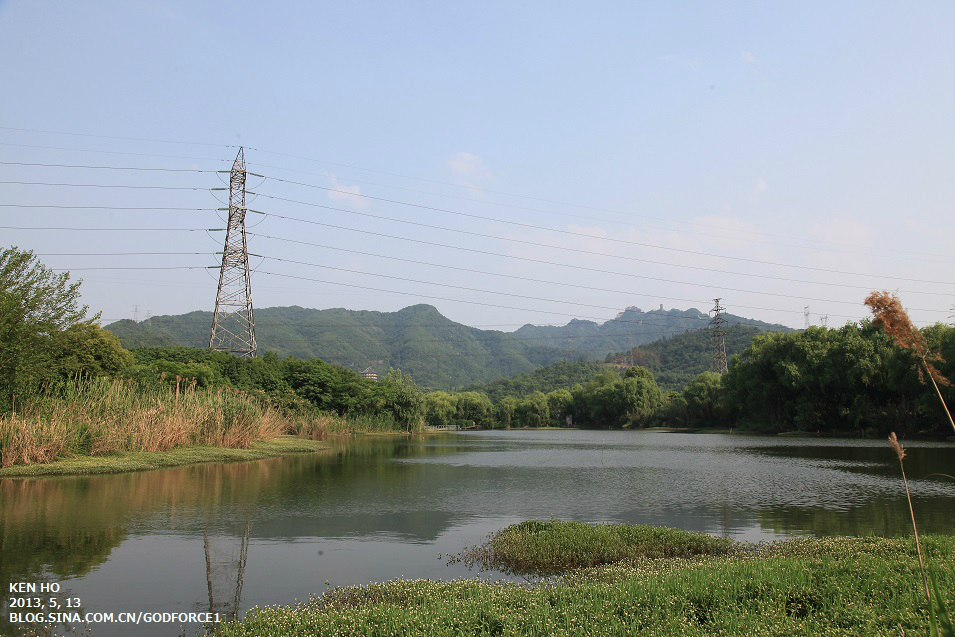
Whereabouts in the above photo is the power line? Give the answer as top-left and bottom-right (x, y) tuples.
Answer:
(252, 251), (862, 321)
(245, 160), (953, 263)
(0, 160), (216, 173)
(52, 266), (210, 271)
(19, 219), (947, 317)
(11, 223), (948, 320)
(0, 205), (213, 210)
(248, 190), (955, 286)
(0, 141), (228, 163)
(4, 137), (949, 324)
(240, 213), (950, 311)
(3, 134), (950, 262)
(262, 254), (685, 315)
(0, 225), (214, 231)
(38, 252), (212, 256)
(248, 230), (952, 300)
(12, 187), (949, 291)
(0, 180), (210, 191)
(0, 125), (230, 148)
(251, 269), (811, 327)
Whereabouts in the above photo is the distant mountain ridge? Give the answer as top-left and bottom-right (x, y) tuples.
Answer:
(511, 305), (789, 356)
(105, 304), (790, 390)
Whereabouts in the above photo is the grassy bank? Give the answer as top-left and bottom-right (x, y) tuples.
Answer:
(0, 435), (324, 477)
(210, 523), (954, 637)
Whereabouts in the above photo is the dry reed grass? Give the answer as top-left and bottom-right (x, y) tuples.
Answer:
(0, 376), (289, 467)
(866, 291), (954, 433)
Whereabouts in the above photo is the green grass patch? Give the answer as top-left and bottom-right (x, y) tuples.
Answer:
(454, 520), (738, 575)
(209, 534), (955, 637)
(0, 436), (324, 477)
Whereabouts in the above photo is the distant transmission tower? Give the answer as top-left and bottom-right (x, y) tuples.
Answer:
(820, 315), (828, 328)
(209, 148), (257, 357)
(709, 298), (728, 374)
(804, 306), (810, 330)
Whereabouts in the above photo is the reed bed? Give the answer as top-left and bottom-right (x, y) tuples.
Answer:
(290, 411), (417, 439)
(0, 376), (288, 468)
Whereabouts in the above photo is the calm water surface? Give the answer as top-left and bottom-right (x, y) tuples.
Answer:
(2, 430), (953, 636)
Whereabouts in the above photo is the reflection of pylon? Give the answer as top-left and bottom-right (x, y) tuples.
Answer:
(202, 522), (251, 623)
(209, 148), (256, 357)
(710, 298), (728, 374)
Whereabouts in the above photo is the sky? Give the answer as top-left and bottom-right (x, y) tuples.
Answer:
(1, 0), (953, 333)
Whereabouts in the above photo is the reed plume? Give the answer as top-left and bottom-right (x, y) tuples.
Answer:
(865, 291), (954, 433)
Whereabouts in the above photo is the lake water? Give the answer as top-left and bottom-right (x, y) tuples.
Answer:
(2, 430), (953, 636)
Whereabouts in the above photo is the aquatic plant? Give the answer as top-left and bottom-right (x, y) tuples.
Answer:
(208, 534), (955, 637)
(452, 520), (737, 576)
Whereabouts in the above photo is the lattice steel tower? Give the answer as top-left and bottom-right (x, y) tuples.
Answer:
(709, 298), (728, 375)
(209, 148), (257, 357)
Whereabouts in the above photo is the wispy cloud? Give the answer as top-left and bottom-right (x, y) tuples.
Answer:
(326, 175), (366, 209)
(659, 53), (703, 70)
(749, 177), (769, 204)
(448, 152), (492, 191)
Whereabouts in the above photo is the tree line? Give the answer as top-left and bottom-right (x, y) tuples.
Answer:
(4, 245), (952, 437)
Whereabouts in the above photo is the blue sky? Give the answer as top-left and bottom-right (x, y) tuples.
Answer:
(1, 0), (953, 331)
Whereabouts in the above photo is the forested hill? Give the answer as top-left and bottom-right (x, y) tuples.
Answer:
(605, 324), (776, 391)
(466, 324), (781, 399)
(512, 306), (789, 357)
(105, 305), (580, 390)
(105, 304), (790, 391)
(463, 361), (613, 403)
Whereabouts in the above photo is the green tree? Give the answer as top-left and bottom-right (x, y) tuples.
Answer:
(424, 391), (456, 427)
(373, 369), (424, 431)
(682, 372), (724, 425)
(516, 392), (549, 427)
(454, 391), (493, 427)
(545, 389), (574, 426)
(570, 368), (662, 428)
(1, 246), (101, 408)
(496, 396), (518, 428)
(51, 323), (133, 378)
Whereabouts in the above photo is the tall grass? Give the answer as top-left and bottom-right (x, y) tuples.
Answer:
(0, 376), (288, 467)
(867, 292), (955, 636)
(289, 411), (418, 439)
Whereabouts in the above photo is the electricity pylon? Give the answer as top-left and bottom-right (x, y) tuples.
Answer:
(710, 298), (728, 374)
(209, 147), (257, 357)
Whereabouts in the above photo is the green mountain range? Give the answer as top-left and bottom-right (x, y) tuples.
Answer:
(105, 305), (578, 390)
(105, 304), (790, 390)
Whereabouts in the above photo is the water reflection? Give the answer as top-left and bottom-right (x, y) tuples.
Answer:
(0, 431), (953, 636)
